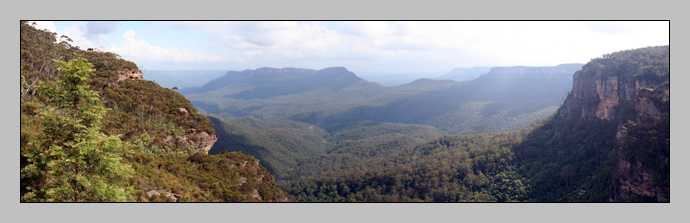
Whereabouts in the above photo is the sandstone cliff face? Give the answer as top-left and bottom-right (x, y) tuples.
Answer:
(556, 59), (669, 202)
(559, 71), (663, 121)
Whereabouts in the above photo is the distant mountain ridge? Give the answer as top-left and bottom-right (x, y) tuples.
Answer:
(180, 67), (364, 96)
(435, 63), (582, 83)
(436, 67), (492, 82)
(483, 63), (584, 79)
(185, 64), (578, 135)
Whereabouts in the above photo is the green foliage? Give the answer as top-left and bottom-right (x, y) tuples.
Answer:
(99, 79), (216, 153)
(513, 114), (620, 202)
(209, 116), (329, 179)
(21, 58), (134, 202)
(124, 151), (288, 202)
(582, 45), (669, 83)
(619, 117), (670, 188)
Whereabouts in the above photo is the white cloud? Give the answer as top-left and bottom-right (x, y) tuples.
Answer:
(169, 21), (344, 59)
(110, 30), (224, 63)
(340, 21), (391, 38)
(55, 21), (667, 73)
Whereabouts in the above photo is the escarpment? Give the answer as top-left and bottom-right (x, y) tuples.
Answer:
(559, 71), (666, 121)
(555, 46), (669, 202)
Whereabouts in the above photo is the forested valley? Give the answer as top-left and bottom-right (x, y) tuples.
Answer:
(201, 46), (669, 202)
(20, 21), (669, 202)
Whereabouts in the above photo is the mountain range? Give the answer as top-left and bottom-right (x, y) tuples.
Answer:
(182, 63), (583, 135)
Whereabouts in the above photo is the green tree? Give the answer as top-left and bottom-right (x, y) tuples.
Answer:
(21, 58), (134, 202)
(559, 164), (577, 188)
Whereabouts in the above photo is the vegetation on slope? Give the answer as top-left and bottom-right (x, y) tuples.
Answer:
(20, 21), (287, 202)
(209, 116), (329, 179)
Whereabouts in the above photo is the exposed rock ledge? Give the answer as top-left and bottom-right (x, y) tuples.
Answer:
(614, 154), (669, 202)
(117, 68), (142, 81)
(146, 189), (182, 202)
(163, 130), (218, 154)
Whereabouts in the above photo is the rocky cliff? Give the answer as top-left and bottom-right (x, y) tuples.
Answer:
(555, 46), (669, 202)
(559, 71), (665, 121)
(614, 152), (670, 202)
(635, 83), (670, 121)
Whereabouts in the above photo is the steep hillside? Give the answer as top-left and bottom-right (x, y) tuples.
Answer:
(208, 116), (329, 179)
(515, 46), (669, 202)
(20, 21), (287, 202)
(562, 46), (670, 202)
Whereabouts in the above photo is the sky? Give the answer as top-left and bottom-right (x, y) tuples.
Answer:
(31, 21), (669, 78)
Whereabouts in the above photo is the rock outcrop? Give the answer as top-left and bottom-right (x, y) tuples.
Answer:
(163, 130), (218, 154)
(560, 73), (646, 120)
(614, 154), (670, 202)
(232, 158), (288, 202)
(562, 76), (669, 201)
(556, 46), (669, 202)
(559, 71), (668, 121)
(635, 84), (670, 121)
(117, 68), (142, 80)
(146, 189), (182, 202)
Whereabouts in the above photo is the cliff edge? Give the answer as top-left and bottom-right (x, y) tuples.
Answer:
(556, 46), (669, 202)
